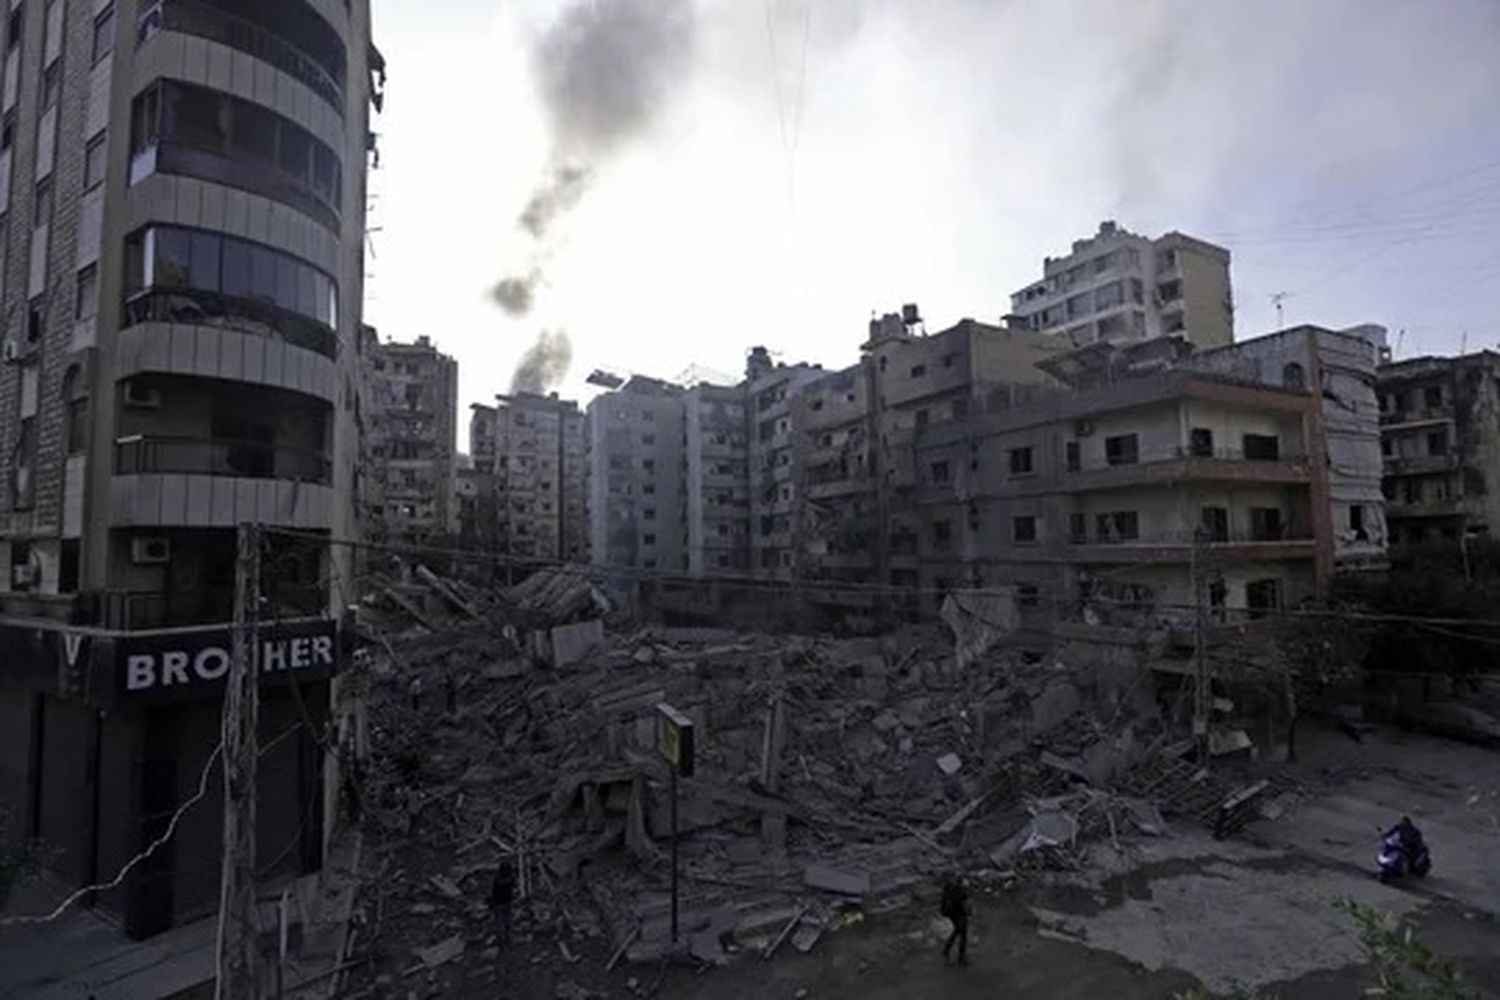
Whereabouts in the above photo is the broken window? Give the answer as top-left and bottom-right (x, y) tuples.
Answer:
(1424, 386), (1443, 410)
(59, 539), (79, 594)
(1242, 434), (1280, 461)
(1201, 506), (1229, 542)
(1246, 578), (1282, 618)
(26, 296), (43, 343)
(1066, 440), (1080, 471)
(1189, 427), (1214, 457)
(1282, 363), (1306, 389)
(1427, 429), (1448, 456)
(1104, 433), (1138, 465)
(1349, 504), (1368, 541)
(929, 460), (950, 485)
(1095, 511), (1139, 541)
(1012, 515), (1037, 543)
(1249, 507), (1284, 541)
(1009, 446), (1033, 475)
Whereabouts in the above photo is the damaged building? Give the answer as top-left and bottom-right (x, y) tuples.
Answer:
(360, 330), (459, 547)
(1378, 349), (1500, 548)
(467, 391), (587, 565)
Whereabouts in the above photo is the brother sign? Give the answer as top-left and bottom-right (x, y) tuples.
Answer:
(116, 621), (339, 701)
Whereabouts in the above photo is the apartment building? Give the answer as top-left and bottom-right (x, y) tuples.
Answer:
(747, 347), (824, 578)
(684, 380), (750, 575)
(360, 331), (458, 547)
(1378, 350), (1500, 547)
(471, 391), (586, 563)
(1008, 221), (1233, 350)
(912, 326), (1386, 627)
(795, 362), (877, 606)
(0, 1), (375, 940)
(587, 375), (687, 572)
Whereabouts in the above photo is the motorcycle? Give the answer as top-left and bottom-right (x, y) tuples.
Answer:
(1376, 829), (1431, 882)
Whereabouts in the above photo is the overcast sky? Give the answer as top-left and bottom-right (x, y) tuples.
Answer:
(365, 0), (1500, 450)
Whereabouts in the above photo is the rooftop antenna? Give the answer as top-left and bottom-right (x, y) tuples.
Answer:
(1270, 291), (1291, 330)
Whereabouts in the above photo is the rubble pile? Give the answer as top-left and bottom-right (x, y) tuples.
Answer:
(340, 575), (1189, 996)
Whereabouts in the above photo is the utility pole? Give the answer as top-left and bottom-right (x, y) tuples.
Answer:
(1191, 527), (1210, 764)
(219, 522), (262, 999)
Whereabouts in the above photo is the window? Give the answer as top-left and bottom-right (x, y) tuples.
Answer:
(641, 433), (654, 445)
(75, 265), (98, 320)
(642, 533), (656, 545)
(92, 5), (114, 62)
(1130, 278), (1143, 304)
(41, 61), (59, 112)
(1349, 504), (1368, 542)
(1381, 437), (1392, 457)
(914, 409), (928, 429)
(1189, 427), (1213, 457)
(1104, 433), (1138, 465)
(1, 113), (13, 152)
(1069, 512), (1086, 542)
(1096, 313), (1126, 339)
(943, 352), (958, 368)
(1242, 434), (1280, 461)
(1012, 515), (1037, 543)
(1246, 579), (1282, 618)
(1201, 506), (1229, 542)
(929, 460), (951, 485)
(1402, 480), (1421, 504)
(1095, 511), (1139, 541)
(1017, 583), (1040, 608)
(1065, 440), (1080, 471)
(1424, 386), (1442, 410)
(1156, 279), (1182, 302)
(1249, 507), (1285, 541)
(1282, 362), (1306, 389)
(1066, 292), (1091, 318)
(6, 8), (20, 51)
(932, 519), (952, 548)
(33, 179), (51, 227)
(952, 396), (969, 418)
(910, 364), (926, 378)
(59, 540), (79, 594)
(1009, 446), (1033, 475)
(26, 297), (43, 343)
(1427, 430), (1448, 456)
(63, 365), (87, 454)
(84, 133), (107, 189)
(643, 508), (656, 521)
(1094, 281), (1124, 310)
(11, 417), (35, 509)
(643, 559), (657, 569)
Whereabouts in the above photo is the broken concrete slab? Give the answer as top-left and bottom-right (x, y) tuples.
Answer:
(791, 922), (823, 953)
(550, 619), (605, 667)
(416, 934), (465, 968)
(936, 753), (963, 776)
(1031, 680), (1081, 735)
(803, 863), (871, 897)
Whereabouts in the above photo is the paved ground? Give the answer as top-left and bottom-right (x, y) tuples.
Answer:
(643, 722), (1500, 1000)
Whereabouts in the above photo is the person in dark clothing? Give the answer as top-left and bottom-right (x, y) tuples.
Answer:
(940, 875), (970, 965)
(1390, 815), (1426, 858)
(489, 860), (516, 948)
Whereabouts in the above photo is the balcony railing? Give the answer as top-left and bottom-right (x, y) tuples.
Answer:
(90, 583), (327, 630)
(125, 289), (339, 361)
(138, 0), (345, 113)
(1069, 527), (1313, 547)
(116, 435), (332, 484)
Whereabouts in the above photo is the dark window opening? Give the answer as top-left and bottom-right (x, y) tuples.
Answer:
(1017, 583), (1039, 608)
(1427, 430), (1448, 456)
(1012, 515), (1037, 543)
(1095, 510), (1139, 541)
(1009, 446), (1033, 475)
(1242, 434), (1280, 461)
(1424, 386), (1443, 409)
(1349, 504), (1368, 541)
(1105, 433), (1139, 465)
(932, 519), (952, 548)
(1201, 506), (1229, 542)
(1249, 507), (1285, 541)
(1068, 512), (1086, 543)
(59, 540), (80, 594)
(26, 297), (44, 343)
(33, 179), (52, 228)
(1065, 440), (1080, 471)
(929, 460), (950, 485)
(1189, 427), (1213, 457)
(1247, 578), (1282, 618)
(910, 364), (926, 378)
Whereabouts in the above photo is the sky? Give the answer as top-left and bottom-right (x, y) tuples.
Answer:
(364, 0), (1500, 452)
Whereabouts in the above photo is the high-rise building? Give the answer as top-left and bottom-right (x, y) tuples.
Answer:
(746, 347), (824, 578)
(360, 331), (458, 547)
(0, 0), (377, 942)
(684, 381), (750, 575)
(1378, 349), (1500, 549)
(473, 391), (587, 564)
(587, 376), (687, 572)
(1008, 221), (1234, 350)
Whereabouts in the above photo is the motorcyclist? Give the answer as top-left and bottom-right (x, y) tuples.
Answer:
(1386, 815), (1426, 862)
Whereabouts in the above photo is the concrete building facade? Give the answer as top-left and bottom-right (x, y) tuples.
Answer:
(586, 376), (687, 573)
(1009, 222), (1234, 350)
(684, 380), (750, 575)
(360, 331), (457, 547)
(1378, 350), (1500, 548)
(0, 0), (377, 940)
(475, 391), (587, 564)
(746, 347), (823, 578)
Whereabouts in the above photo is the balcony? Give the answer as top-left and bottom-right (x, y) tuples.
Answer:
(91, 581), (327, 630)
(126, 289), (338, 361)
(1068, 528), (1316, 565)
(139, 0), (345, 113)
(1380, 407), (1452, 429)
(117, 436), (330, 483)
(1067, 446), (1311, 492)
(1384, 453), (1458, 477)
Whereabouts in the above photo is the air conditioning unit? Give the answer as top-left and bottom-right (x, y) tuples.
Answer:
(1074, 419), (1096, 437)
(11, 562), (38, 587)
(122, 380), (163, 408)
(131, 536), (171, 564)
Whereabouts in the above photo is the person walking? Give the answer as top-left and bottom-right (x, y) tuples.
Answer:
(489, 858), (516, 949)
(940, 874), (970, 965)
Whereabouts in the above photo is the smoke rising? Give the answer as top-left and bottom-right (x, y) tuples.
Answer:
(510, 329), (574, 395)
(496, 0), (697, 323)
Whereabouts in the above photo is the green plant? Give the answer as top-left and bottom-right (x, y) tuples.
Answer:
(1338, 900), (1477, 1000)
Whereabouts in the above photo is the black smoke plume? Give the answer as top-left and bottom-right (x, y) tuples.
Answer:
(510, 329), (574, 395)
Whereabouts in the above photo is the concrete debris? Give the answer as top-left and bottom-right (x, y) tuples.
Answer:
(803, 864), (871, 897)
(341, 562), (1255, 995)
